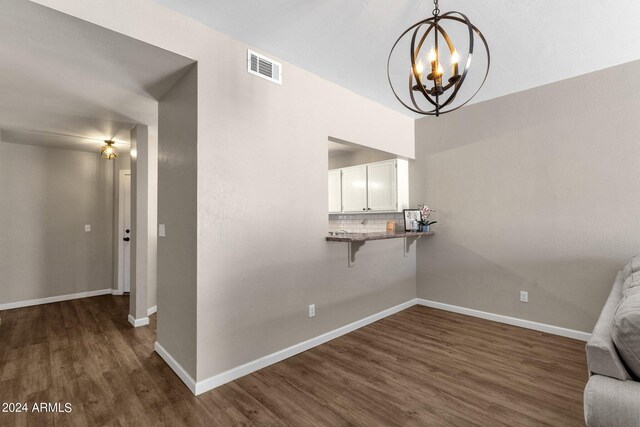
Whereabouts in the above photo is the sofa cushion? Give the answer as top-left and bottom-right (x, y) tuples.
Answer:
(586, 271), (632, 380)
(612, 289), (640, 379)
(584, 375), (640, 427)
(622, 256), (640, 281)
(623, 271), (640, 291)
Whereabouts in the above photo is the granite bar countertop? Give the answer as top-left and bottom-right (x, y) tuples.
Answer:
(326, 231), (434, 242)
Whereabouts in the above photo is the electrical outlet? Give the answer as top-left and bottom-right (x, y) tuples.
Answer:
(308, 304), (316, 318)
(520, 291), (529, 303)
(158, 224), (166, 237)
(84, 224), (91, 232)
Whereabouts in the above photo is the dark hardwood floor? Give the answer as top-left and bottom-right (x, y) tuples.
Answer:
(0, 295), (588, 426)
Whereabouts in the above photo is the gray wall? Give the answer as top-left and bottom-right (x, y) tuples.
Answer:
(158, 65), (198, 377)
(130, 124), (150, 321)
(0, 141), (114, 304)
(414, 59), (640, 333)
(195, 35), (416, 381)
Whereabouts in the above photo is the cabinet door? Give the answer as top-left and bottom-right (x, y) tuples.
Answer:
(367, 160), (397, 211)
(328, 169), (342, 213)
(341, 165), (368, 212)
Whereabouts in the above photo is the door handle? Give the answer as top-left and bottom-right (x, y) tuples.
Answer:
(123, 237), (130, 242)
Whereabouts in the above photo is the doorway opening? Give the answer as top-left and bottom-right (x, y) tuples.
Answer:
(0, 0), (195, 327)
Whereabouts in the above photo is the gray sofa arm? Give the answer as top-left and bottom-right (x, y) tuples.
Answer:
(585, 375), (640, 426)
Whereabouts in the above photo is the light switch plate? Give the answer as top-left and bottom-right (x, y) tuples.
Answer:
(159, 224), (166, 237)
(84, 224), (91, 232)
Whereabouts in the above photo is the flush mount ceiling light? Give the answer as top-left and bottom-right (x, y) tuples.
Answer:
(387, 0), (490, 116)
(100, 140), (118, 160)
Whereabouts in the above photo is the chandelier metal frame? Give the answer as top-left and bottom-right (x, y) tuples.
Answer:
(387, 0), (490, 116)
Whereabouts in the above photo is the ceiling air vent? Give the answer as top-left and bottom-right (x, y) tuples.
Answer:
(247, 50), (282, 85)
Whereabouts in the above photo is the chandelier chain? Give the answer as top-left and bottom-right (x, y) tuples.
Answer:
(432, 0), (440, 17)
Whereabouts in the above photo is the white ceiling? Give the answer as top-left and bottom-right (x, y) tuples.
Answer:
(1, 128), (130, 154)
(154, 0), (640, 117)
(0, 0), (194, 152)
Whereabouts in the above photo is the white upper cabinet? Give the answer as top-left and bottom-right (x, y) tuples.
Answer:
(367, 160), (397, 212)
(328, 159), (409, 213)
(341, 165), (368, 212)
(328, 169), (342, 213)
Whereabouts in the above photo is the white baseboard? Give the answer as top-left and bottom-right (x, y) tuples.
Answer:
(112, 290), (124, 296)
(0, 288), (113, 311)
(147, 305), (157, 316)
(416, 299), (591, 341)
(154, 341), (196, 394)
(193, 299), (416, 395)
(156, 297), (591, 397)
(128, 314), (150, 327)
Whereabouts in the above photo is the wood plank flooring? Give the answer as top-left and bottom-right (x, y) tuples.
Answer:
(0, 295), (588, 426)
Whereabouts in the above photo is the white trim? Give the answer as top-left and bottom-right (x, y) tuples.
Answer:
(416, 299), (591, 341)
(128, 314), (149, 327)
(112, 289), (124, 296)
(154, 341), (197, 394)
(0, 289), (112, 311)
(192, 299), (415, 395)
(147, 305), (157, 316)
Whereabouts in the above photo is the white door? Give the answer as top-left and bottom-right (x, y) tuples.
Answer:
(328, 169), (342, 213)
(120, 173), (132, 293)
(367, 160), (397, 211)
(341, 165), (368, 212)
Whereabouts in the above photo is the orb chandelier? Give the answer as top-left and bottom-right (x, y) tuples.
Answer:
(100, 140), (118, 160)
(387, 0), (490, 116)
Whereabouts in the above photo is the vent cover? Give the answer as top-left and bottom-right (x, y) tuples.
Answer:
(247, 50), (282, 85)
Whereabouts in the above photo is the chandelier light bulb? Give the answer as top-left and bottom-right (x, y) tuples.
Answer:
(428, 46), (437, 62)
(428, 46), (437, 74)
(451, 50), (460, 76)
(415, 60), (425, 79)
(451, 50), (460, 64)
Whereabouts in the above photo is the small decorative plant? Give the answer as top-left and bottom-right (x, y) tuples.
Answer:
(418, 204), (437, 229)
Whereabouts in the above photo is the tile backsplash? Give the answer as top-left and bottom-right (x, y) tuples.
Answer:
(328, 213), (404, 233)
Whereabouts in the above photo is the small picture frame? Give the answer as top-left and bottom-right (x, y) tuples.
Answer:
(403, 209), (422, 231)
